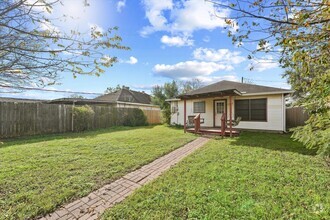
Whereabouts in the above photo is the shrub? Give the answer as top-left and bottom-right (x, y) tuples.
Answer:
(123, 108), (148, 126)
(73, 105), (95, 131)
(292, 111), (330, 156)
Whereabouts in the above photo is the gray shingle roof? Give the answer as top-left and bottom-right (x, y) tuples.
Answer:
(94, 88), (152, 104)
(182, 80), (291, 97)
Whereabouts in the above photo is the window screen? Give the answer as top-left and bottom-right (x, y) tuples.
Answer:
(250, 99), (267, 121)
(235, 98), (267, 121)
(193, 101), (205, 113)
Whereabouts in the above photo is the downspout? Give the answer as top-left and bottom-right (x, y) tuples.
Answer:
(282, 94), (287, 133)
(184, 99), (187, 133)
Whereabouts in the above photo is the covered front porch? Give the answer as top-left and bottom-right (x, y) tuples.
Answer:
(186, 127), (240, 136)
(179, 89), (242, 137)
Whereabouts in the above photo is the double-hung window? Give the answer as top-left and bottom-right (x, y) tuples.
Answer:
(193, 101), (205, 113)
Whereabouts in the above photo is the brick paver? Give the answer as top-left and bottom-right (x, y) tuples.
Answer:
(40, 137), (209, 220)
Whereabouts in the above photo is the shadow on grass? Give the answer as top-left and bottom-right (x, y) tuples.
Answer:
(228, 131), (317, 156)
(0, 125), (160, 148)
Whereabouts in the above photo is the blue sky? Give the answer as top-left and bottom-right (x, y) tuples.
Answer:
(3, 0), (289, 100)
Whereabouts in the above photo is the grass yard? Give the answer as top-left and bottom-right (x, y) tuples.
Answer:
(0, 125), (196, 220)
(103, 132), (330, 220)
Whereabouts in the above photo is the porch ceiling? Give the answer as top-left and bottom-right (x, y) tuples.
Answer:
(178, 89), (242, 100)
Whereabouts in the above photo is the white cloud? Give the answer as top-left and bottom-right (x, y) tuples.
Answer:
(248, 56), (278, 72)
(153, 61), (233, 80)
(153, 47), (246, 82)
(119, 56), (138, 65)
(141, 0), (173, 36)
(117, 0), (126, 12)
(141, 0), (232, 36)
(170, 0), (230, 33)
(131, 84), (159, 93)
(193, 48), (246, 64)
(160, 35), (193, 47)
(127, 56), (138, 64)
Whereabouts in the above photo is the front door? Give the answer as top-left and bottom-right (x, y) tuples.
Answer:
(214, 100), (226, 127)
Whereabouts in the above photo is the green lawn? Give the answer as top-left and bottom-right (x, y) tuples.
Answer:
(0, 125), (196, 220)
(103, 132), (330, 220)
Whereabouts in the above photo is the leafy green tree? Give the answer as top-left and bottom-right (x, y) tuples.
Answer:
(152, 81), (179, 124)
(152, 79), (202, 124)
(151, 85), (167, 109)
(208, 0), (329, 156)
(0, 0), (129, 88)
(104, 84), (123, 94)
(179, 79), (203, 94)
(68, 94), (85, 99)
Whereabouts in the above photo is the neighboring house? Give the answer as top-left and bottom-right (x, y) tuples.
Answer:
(167, 80), (293, 133)
(49, 86), (159, 110)
(93, 86), (159, 110)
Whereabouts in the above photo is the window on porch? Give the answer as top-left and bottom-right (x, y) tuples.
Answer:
(171, 102), (178, 113)
(193, 101), (205, 113)
(235, 98), (267, 121)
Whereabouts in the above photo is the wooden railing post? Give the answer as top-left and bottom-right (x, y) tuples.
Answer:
(229, 96), (233, 137)
(221, 112), (226, 137)
(194, 113), (201, 133)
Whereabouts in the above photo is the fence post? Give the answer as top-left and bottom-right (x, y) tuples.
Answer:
(71, 101), (75, 132)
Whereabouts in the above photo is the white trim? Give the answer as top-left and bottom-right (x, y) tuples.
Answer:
(116, 101), (160, 108)
(165, 98), (181, 102)
(242, 91), (294, 96)
(167, 91), (293, 102)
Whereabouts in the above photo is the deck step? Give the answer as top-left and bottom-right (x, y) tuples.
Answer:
(187, 128), (240, 137)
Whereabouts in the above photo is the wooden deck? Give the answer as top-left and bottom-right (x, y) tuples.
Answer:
(186, 127), (240, 136)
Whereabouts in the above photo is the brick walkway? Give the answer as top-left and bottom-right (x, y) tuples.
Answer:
(41, 137), (209, 220)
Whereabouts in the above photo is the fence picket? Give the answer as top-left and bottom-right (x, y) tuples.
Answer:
(286, 107), (309, 129)
(0, 102), (161, 138)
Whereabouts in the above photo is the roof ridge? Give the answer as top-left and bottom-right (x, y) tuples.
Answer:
(183, 80), (291, 97)
(116, 89), (125, 102)
(224, 80), (291, 90)
(132, 90), (147, 95)
(127, 89), (141, 103)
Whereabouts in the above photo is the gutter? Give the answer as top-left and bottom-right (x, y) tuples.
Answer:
(165, 98), (181, 102)
(116, 101), (160, 108)
(241, 91), (294, 96)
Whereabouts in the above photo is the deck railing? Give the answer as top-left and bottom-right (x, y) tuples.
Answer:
(221, 112), (227, 137)
(194, 113), (201, 133)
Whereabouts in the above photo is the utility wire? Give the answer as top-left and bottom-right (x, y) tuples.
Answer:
(241, 77), (287, 83)
(0, 84), (103, 95)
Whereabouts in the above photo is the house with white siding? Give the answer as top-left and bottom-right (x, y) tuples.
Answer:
(167, 80), (292, 135)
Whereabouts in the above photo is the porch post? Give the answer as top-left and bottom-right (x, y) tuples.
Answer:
(229, 96), (233, 137)
(184, 99), (187, 133)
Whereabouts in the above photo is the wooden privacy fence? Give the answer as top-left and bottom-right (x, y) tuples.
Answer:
(286, 107), (309, 129)
(0, 102), (161, 139)
(141, 109), (161, 124)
